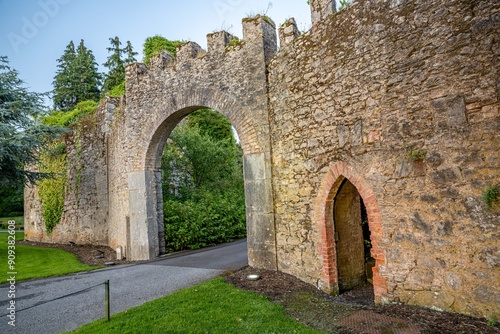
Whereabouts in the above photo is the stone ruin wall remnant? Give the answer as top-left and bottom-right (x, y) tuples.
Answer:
(24, 0), (499, 318)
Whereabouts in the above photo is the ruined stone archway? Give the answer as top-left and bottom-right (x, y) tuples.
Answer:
(314, 162), (387, 303)
(101, 16), (280, 267)
(121, 88), (277, 270)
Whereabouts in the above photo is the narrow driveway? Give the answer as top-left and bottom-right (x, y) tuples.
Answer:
(1, 239), (248, 334)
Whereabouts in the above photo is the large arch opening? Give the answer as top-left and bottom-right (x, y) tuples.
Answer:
(159, 108), (246, 254)
(315, 162), (387, 303)
(125, 98), (277, 271)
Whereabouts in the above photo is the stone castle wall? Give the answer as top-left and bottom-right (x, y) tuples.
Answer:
(24, 98), (116, 245)
(269, 0), (499, 317)
(24, 0), (499, 318)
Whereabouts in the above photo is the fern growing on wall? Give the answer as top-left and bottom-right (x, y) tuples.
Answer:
(483, 186), (499, 210)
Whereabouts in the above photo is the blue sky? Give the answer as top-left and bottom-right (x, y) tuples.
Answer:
(0, 0), (321, 106)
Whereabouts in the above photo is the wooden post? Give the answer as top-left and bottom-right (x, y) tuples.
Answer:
(105, 280), (110, 321)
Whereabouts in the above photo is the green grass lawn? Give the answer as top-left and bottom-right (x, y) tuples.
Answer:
(0, 216), (24, 227)
(0, 231), (102, 284)
(68, 278), (325, 334)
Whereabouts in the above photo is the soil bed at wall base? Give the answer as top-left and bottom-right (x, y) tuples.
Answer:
(225, 267), (500, 334)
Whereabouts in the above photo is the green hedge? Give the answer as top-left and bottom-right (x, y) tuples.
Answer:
(164, 190), (246, 253)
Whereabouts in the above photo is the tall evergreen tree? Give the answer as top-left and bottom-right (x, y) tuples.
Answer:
(73, 40), (101, 103)
(102, 37), (123, 94)
(0, 56), (63, 187)
(124, 41), (138, 66)
(102, 37), (137, 94)
(52, 41), (76, 111)
(52, 40), (101, 111)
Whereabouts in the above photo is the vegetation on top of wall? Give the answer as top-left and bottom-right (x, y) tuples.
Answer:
(226, 37), (245, 52)
(483, 186), (499, 210)
(107, 81), (126, 97)
(338, 0), (352, 10)
(306, 0), (352, 11)
(244, 2), (273, 24)
(143, 35), (184, 67)
(42, 100), (98, 127)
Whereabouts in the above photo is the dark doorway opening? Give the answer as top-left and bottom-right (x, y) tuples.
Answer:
(334, 178), (374, 293)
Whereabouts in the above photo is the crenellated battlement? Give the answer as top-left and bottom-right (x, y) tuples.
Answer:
(176, 41), (206, 62)
(126, 15), (277, 83)
(309, 0), (336, 25)
(207, 30), (237, 54)
(149, 51), (174, 71)
(279, 18), (300, 46)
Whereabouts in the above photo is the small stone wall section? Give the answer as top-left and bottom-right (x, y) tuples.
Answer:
(24, 98), (118, 245)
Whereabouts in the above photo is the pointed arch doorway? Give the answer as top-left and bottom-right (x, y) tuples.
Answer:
(315, 162), (387, 303)
(334, 178), (374, 293)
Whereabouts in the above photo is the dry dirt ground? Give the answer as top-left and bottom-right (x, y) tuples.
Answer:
(22, 241), (499, 334)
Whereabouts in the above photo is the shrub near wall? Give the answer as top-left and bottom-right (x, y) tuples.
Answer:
(163, 190), (246, 252)
(162, 110), (246, 253)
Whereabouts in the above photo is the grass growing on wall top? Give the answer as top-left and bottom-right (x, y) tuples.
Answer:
(107, 81), (125, 97)
(42, 100), (98, 127)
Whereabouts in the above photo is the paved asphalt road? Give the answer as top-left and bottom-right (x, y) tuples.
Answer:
(1, 239), (248, 334)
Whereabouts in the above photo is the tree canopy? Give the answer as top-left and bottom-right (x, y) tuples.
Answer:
(102, 37), (137, 94)
(52, 40), (101, 111)
(0, 56), (63, 187)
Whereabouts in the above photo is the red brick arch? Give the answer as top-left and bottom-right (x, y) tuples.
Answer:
(314, 161), (387, 303)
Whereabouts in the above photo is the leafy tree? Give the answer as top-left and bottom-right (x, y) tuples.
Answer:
(102, 37), (137, 95)
(143, 35), (183, 67)
(0, 56), (63, 188)
(53, 40), (101, 111)
(188, 109), (235, 143)
(161, 109), (245, 252)
(0, 185), (23, 216)
(162, 109), (241, 200)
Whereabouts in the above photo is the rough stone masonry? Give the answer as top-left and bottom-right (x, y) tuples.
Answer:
(25, 0), (499, 318)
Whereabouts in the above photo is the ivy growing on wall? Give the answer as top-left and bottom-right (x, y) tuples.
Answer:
(38, 100), (98, 233)
(38, 141), (67, 233)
